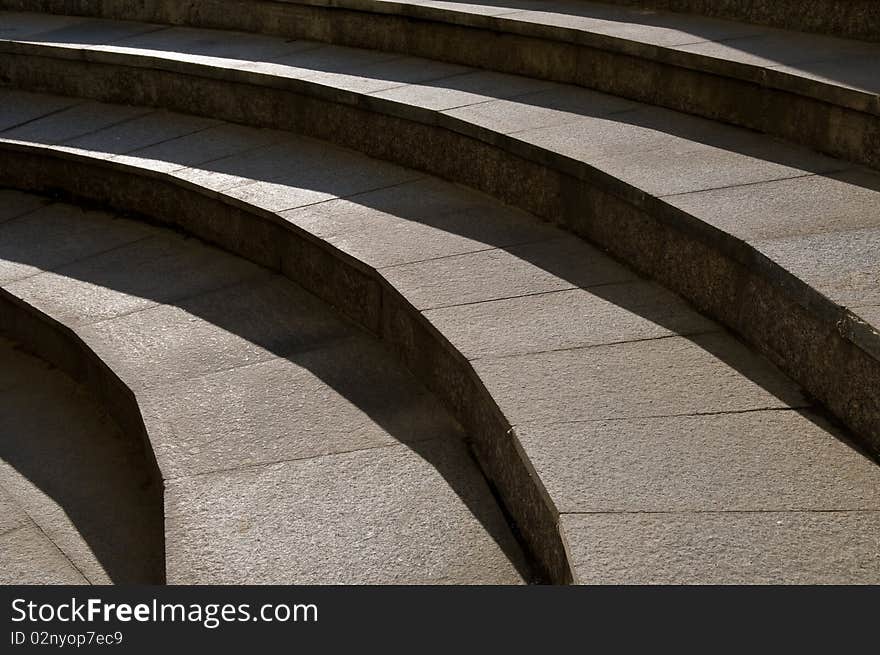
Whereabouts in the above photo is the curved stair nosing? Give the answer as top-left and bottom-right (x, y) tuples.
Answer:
(1, 1), (877, 168)
(0, 279), (166, 583)
(575, 0), (880, 43)
(1, 48), (878, 459)
(0, 144), (571, 584)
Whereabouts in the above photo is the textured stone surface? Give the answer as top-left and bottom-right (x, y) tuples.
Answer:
(62, 110), (218, 159)
(0, 188), (49, 223)
(141, 336), (462, 478)
(0, 88), (79, 131)
(666, 169), (880, 240)
(754, 226), (880, 308)
(519, 410), (880, 513)
(0, 527), (88, 584)
(114, 123), (280, 173)
(76, 274), (349, 391)
(4, 232), (263, 326)
(0, 191), (529, 584)
(516, 106), (843, 196)
(372, 70), (556, 110)
(473, 332), (808, 425)
(0, 49), (878, 582)
(443, 85), (638, 135)
(1, 100), (150, 145)
(424, 280), (716, 358)
(0, 336), (162, 583)
(0, 204), (152, 284)
(165, 440), (527, 584)
(382, 236), (636, 310)
(676, 30), (876, 71)
(561, 511), (880, 584)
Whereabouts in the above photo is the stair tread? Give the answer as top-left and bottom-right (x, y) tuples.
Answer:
(2, 89), (879, 580)
(0, 195), (528, 584)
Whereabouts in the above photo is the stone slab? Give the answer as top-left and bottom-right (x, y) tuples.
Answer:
(503, 2), (762, 46)
(140, 335), (463, 478)
(560, 510), (880, 584)
(518, 410), (880, 514)
(0, 527), (87, 584)
(4, 232), (264, 326)
(164, 439), (528, 584)
(62, 110), (219, 159)
(0, 204), (153, 284)
(0, 89), (80, 132)
(372, 69), (556, 110)
(754, 226), (880, 308)
(665, 168), (880, 240)
(23, 17), (162, 46)
(115, 123), (282, 173)
(0, 336), (162, 583)
(1, 100), (151, 145)
(105, 25), (310, 65)
(0, 484), (27, 535)
(0, 11), (86, 40)
(382, 235), (636, 310)
(303, 54), (471, 95)
(517, 105), (843, 196)
(0, 188), (50, 223)
(423, 280), (716, 358)
(443, 84), (638, 135)
(75, 274), (351, 391)
(473, 331), (808, 426)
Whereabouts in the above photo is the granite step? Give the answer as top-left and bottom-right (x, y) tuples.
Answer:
(1, 1), (877, 166)
(0, 190), (529, 584)
(0, 335), (163, 584)
(0, 98), (878, 582)
(0, 19), (877, 459)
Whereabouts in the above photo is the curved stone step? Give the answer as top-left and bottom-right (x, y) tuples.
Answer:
(0, 189), (529, 584)
(1, 2), (877, 168)
(0, 332), (163, 584)
(583, 0), (880, 42)
(1, 96), (879, 583)
(0, 20), (878, 458)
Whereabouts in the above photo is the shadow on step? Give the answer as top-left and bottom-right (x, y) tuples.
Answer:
(0, 196), (533, 582)
(0, 336), (164, 583)
(19, 7), (880, 109)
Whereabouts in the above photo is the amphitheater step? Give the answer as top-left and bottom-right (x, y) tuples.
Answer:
(0, 335), (163, 584)
(0, 192), (529, 584)
(0, 17), (877, 456)
(0, 2), (876, 167)
(1, 93), (879, 582)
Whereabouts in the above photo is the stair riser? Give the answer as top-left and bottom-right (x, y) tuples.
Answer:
(0, 286), (166, 583)
(2, 51), (878, 458)
(1, 1), (877, 168)
(0, 144), (571, 584)
(587, 0), (880, 43)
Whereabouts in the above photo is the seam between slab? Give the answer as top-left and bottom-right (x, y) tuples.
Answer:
(104, 120), (225, 159)
(468, 328), (723, 362)
(513, 406), (810, 428)
(559, 509), (880, 515)
(657, 168), (852, 199)
(0, 481), (92, 583)
(54, 107), (160, 146)
(63, 267), (273, 330)
(163, 436), (447, 483)
(418, 280), (635, 313)
(129, 332), (360, 395)
(375, 233), (560, 270)
(0, 233), (158, 288)
(0, 97), (88, 135)
(0, 197), (51, 225)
